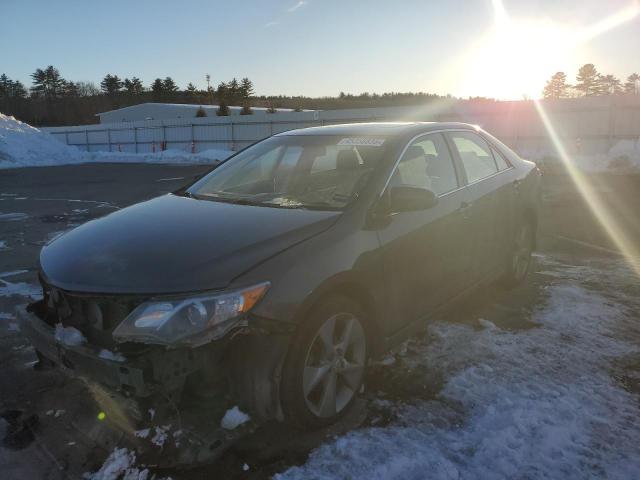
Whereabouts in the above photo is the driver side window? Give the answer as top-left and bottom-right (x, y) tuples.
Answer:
(389, 133), (458, 196)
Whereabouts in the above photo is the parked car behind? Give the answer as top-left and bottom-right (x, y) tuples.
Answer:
(20, 122), (540, 440)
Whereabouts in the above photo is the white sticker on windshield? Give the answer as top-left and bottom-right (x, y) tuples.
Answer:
(338, 137), (385, 147)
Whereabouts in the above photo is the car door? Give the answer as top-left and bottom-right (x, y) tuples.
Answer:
(375, 132), (475, 334)
(445, 131), (503, 282)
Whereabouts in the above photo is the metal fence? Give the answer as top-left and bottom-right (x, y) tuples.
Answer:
(42, 96), (640, 158)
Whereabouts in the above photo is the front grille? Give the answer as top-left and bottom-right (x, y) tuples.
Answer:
(40, 277), (146, 348)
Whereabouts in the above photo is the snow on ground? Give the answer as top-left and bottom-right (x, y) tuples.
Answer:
(521, 137), (640, 173)
(85, 448), (149, 480)
(276, 256), (640, 480)
(0, 270), (40, 299)
(0, 114), (232, 169)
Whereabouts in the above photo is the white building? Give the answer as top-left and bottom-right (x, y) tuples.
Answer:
(96, 103), (314, 124)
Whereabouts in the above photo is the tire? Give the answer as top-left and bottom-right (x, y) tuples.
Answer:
(502, 220), (535, 288)
(281, 296), (369, 428)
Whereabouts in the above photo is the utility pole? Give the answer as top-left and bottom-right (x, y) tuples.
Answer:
(205, 74), (212, 104)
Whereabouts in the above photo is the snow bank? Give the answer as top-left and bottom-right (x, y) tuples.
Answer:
(0, 114), (84, 168)
(276, 255), (640, 479)
(0, 114), (232, 169)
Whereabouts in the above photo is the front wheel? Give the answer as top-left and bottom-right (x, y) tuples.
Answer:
(281, 296), (368, 428)
(502, 221), (535, 288)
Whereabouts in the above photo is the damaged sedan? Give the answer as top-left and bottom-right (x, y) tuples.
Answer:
(19, 122), (541, 462)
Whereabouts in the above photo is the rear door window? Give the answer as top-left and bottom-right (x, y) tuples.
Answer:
(389, 133), (458, 196)
(448, 132), (498, 183)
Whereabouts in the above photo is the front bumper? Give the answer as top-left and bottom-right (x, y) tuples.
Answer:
(18, 304), (149, 394)
(17, 302), (267, 466)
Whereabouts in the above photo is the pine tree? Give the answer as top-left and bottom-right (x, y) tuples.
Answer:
(240, 101), (253, 115)
(575, 64), (602, 96)
(0, 74), (10, 98)
(240, 78), (254, 98)
(542, 72), (568, 99)
(187, 83), (198, 95)
(10, 80), (27, 98)
(625, 73), (640, 94)
(101, 74), (123, 95)
(162, 77), (178, 93)
(599, 74), (623, 95)
(130, 77), (144, 94)
(30, 68), (47, 97)
(195, 106), (207, 117)
(45, 66), (65, 97)
(229, 78), (240, 102)
(151, 78), (164, 100)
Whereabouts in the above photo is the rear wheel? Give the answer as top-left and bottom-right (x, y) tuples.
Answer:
(282, 296), (368, 428)
(502, 221), (534, 288)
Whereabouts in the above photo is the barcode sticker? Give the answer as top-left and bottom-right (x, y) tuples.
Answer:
(338, 137), (385, 147)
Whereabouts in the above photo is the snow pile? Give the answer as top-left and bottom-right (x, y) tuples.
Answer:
(0, 114), (84, 168)
(0, 113), (233, 169)
(276, 255), (640, 479)
(220, 406), (250, 430)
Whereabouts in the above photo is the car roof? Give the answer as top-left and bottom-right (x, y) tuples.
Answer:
(276, 122), (479, 138)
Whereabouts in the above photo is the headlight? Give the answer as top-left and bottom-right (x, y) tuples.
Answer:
(112, 282), (269, 346)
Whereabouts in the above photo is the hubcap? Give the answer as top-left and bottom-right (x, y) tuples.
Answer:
(513, 224), (533, 278)
(303, 313), (366, 418)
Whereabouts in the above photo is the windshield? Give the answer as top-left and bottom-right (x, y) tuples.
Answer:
(188, 135), (391, 210)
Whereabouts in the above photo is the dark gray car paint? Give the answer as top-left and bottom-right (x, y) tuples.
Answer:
(39, 122), (540, 351)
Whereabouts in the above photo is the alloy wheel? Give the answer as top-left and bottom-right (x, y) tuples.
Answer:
(302, 313), (366, 418)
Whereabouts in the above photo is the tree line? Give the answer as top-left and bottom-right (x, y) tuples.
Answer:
(543, 64), (640, 99)
(2, 63), (639, 126)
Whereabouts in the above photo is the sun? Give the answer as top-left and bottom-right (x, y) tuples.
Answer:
(452, 0), (640, 100)
(465, 19), (576, 99)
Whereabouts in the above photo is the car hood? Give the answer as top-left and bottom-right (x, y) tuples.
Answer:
(40, 194), (340, 294)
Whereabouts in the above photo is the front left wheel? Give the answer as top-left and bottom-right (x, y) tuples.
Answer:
(281, 296), (368, 428)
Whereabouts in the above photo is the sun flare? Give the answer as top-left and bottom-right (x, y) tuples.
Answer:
(454, 0), (640, 99)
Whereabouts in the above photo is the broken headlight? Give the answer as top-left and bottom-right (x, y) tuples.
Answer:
(112, 282), (269, 346)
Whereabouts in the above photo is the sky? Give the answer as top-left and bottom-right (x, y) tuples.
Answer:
(1, 0), (639, 100)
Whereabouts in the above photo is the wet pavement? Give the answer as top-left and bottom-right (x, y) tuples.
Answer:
(1, 164), (639, 479)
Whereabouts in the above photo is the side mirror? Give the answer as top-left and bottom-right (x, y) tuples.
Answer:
(389, 186), (438, 212)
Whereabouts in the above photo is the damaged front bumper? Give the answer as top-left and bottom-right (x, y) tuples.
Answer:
(17, 300), (291, 466)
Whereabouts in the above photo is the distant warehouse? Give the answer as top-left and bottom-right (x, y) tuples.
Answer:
(96, 103), (316, 124)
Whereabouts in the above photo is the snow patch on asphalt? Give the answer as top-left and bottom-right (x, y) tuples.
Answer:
(0, 278), (40, 299)
(276, 257), (640, 480)
(0, 213), (29, 221)
(85, 447), (149, 480)
(0, 114), (232, 169)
